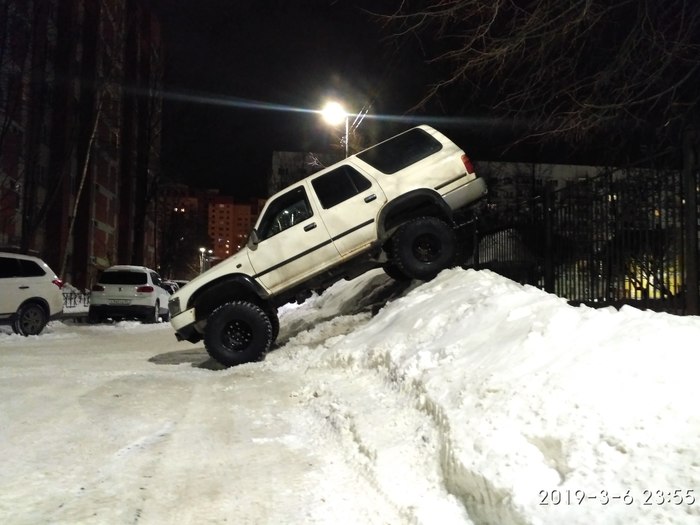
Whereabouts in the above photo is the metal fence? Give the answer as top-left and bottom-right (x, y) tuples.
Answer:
(468, 168), (695, 314)
(63, 291), (91, 309)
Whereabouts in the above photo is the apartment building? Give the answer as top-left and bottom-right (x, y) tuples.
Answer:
(0, 0), (163, 289)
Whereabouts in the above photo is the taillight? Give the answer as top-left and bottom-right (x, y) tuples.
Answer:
(92, 284), (105, 292)
(136, 285), (154, 293)
(52, 278), (64, 289)
(461, 154), (475, 175)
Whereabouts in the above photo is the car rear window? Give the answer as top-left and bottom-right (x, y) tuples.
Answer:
(356, 128), (443, 174)
(99, 271), (148, 285)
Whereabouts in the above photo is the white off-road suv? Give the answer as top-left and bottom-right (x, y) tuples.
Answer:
(169, 125), (487, 367)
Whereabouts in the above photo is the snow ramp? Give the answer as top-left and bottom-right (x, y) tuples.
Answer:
(272, 267), (700, 525)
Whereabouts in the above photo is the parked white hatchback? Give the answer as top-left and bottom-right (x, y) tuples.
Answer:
(88, 265), (171, 324)
(0, 251), (64, 336)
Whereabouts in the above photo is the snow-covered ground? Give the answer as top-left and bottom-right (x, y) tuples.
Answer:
(1, 268), (698, 525)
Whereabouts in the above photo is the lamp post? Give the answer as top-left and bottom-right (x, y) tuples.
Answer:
(199, 247), (206, 274)
(321, 101), (349, 158)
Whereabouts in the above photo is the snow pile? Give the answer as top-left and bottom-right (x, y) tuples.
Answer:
(274, 268), (700, 525)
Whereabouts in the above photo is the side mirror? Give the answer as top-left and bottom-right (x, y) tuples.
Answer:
(248, 229), (260, 249)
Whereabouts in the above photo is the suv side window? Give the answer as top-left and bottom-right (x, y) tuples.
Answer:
(258, 186), (313, 240)
(0, 257), (44, 277)
(312, 166), (372, 209)
(0, 256), (20, 278)
(18, 260), (46, 277)
(357, 128), (442, 174)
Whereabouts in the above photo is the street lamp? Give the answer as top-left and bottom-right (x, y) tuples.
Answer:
(321, 101), (349, 158)
(199, 247), (206, 274)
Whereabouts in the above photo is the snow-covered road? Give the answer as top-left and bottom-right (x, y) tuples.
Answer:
(1, 268), (699, 525)
(0, 276), (463, 524)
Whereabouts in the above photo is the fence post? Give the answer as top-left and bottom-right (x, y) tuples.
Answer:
(543, 187), (555, 293)
(472, 214), (480, 269)
(682, 126), (699, 315)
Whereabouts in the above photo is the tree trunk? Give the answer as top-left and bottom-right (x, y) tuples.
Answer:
(60, 99), (103, 279)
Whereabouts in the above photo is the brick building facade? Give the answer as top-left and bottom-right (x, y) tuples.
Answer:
(0, 0), (163, 289)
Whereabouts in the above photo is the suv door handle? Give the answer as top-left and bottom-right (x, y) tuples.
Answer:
(364, 194), (377, 203)
(19, 285), (29, 289)
(304, 222), (317, 232)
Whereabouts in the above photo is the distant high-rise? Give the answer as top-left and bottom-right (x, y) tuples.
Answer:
(0, 0), (163, 289)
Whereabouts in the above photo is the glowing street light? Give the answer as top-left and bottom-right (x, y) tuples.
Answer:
(199, 247), (207, 274)
(321, 101), (349, 158)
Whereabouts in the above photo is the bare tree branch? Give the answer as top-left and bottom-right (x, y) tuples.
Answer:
(381, 0), (700, 147)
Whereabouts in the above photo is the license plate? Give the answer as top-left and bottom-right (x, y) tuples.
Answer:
(109, 299), (131, 305)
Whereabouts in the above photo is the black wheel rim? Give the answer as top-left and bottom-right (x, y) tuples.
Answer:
(412, 233), (440, 262)
(21, 307), (43, 335)
(222, 319), (253, 352)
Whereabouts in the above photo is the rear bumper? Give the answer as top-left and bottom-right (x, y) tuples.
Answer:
(89, 304), (153, 320)
(442, 177), (488, 210)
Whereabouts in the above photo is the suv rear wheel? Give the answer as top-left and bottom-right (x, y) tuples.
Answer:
(13, 302), (48, 336)
(383, 262), (411, 281)
(204, 301), (273, 367)
(144, 301), (160, 324)
(391, 217), (456, 280)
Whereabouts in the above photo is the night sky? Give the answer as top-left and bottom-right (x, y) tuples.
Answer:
(151, 0), (445, 200)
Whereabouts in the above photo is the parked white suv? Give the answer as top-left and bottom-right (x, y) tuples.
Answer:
(169, 125), (487, 367)
(89, 265), (171, 323)
(0, 252), (64, 336)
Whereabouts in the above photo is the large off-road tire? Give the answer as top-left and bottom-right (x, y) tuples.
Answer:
(267, 308), (280, 342)
(12, 302), (48, 336)
(383, 262), (411, 281)
(391, 216), (456, 281)
(204, 301), (273, 367)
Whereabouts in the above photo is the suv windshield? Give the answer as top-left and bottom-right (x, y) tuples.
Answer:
(100, 271), (147, 285)
(356, 128), (442, 174)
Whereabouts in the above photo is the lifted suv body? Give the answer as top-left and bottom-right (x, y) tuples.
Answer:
(169, 125), (487, 367)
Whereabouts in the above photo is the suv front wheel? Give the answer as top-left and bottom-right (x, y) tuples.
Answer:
(204, 301), (273, 367)
(13, 302), (49, 336)
(391, 216), (456, 281)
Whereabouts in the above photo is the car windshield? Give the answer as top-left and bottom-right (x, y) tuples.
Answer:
(99, 271), (147, 285)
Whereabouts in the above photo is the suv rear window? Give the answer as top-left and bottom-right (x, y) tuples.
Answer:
(356, 128), (442, 174)
(99, 271), (148, 285)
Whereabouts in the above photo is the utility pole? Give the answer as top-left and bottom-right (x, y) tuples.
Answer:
(682, 125), (699, 315)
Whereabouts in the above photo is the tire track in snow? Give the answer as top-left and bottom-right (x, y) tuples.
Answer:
(137, 367), (405, 524)
(323, 346), (532, 525)
(46, 377), (187, 524)
(295, 371), (472, 525)
(276, 285), (530, 525)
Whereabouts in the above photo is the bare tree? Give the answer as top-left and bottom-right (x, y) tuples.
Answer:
(0, 0), (42, 243)
(382, 0), (700, 148)
(131, 48), (164, 266)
